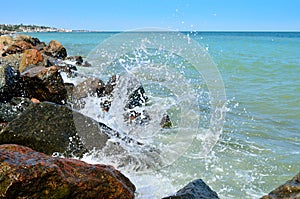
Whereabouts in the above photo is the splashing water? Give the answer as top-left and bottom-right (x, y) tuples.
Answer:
(68, 29), (226, 198)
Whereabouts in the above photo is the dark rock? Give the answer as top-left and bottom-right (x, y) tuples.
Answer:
(2, 40), (33, 56)
(0, 102), (110, 157)
(0, 144), (136, 199)
(19, 49), (44, 73)
(21, 66), (67, 104)
(72, 78), (105, 100)
(0, 97), (32, 122)
(160, 114), (172, 128)
(66, 55), (83, 65)
(260, 172), (300, 199)
(162, 179), (219, 199)
(82, 60), (92, 67)
(43, 40), (67, 59)
(0, 65), (24, 103)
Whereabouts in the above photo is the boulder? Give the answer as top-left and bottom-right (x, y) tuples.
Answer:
(43, 40), (67, 59)
(0, 102), (110, 157)
(162, 179), (219, 199)
(0, 144), (135, 199)
(19, 49), (44, 73)
(261, 172), (300, 199)
(2, 40), (34, 56)
(21, 66), (67, 104)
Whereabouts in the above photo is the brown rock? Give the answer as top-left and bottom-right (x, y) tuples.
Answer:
(0, 35), (13, 56)
(21, 66), (67, 104)
(19, 49), (44, 73)
(261, 172), (300, 199)
(0, 144), (136, 199)
(13, 34), (42, 46)
(43, 40), (67, 59)
(2, 40), (33, 56)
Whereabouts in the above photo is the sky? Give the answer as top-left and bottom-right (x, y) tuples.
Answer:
(1, 0), (300, 31)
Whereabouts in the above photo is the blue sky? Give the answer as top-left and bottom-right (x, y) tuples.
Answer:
(1, 0), (299, 31)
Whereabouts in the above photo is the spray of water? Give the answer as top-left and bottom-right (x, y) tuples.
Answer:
(68, 28), (226, 197)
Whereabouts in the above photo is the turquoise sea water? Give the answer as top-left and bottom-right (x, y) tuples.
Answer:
(27, 32), (300, 198)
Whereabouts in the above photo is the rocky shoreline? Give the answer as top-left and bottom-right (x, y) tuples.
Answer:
(0, 34), (299, 198)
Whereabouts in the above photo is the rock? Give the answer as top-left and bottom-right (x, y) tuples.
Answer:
(2, 40), (34, 56)
(19, 49), (44, 73)
(0, 35), (13, 46)
(0, 97), (32, 122)
(82, 60), (92, 67)
(0, 144), (136, 199)
(43, 40), (67, 59)
(66, 55), (83, 65)
(260, 172), (300, 199)
(162, 179), (219, 199)
(13, 34), (38, 45)
(160, 114), (172, 128)
(0, 65), (24, 103)
(21, 66), (67, 104)
(0, 53), (23, 71)
(0, 102), (110, 157)
(0, 35), (13, 56)
(72, 78), (105, 99)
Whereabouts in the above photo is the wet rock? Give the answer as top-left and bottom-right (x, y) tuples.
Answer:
(82, 60), (92, 67)
(160, 114), (172, 128)
(0, 65), (24, 103)
(0, 144), (136, 199)
(260, 172), (300, 199)
(43, 40), (67, 59)
(21, 66), (67, 104)
(162, 179), (219, 199)
(66, 55), (83, 65)
(0, 97), (32, 122)
(19, 49), (44, 73)
(2, 40), (33, 56)
(0, 102), (110, 157)
(72, 77), (105, 99)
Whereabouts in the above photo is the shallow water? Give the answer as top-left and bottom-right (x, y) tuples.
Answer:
(27, 31), (300, 198)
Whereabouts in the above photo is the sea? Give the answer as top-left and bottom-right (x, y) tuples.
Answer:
(26, 31), (300, 199)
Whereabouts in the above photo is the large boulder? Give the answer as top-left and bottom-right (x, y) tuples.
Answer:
(43, 40), (67, 59)
(261, 172), (300, 199)
(162, 179), (219, 199)
(21, 66), (67, 104)
(0, 102), (109, 157)
(0, 144), (135, 199)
